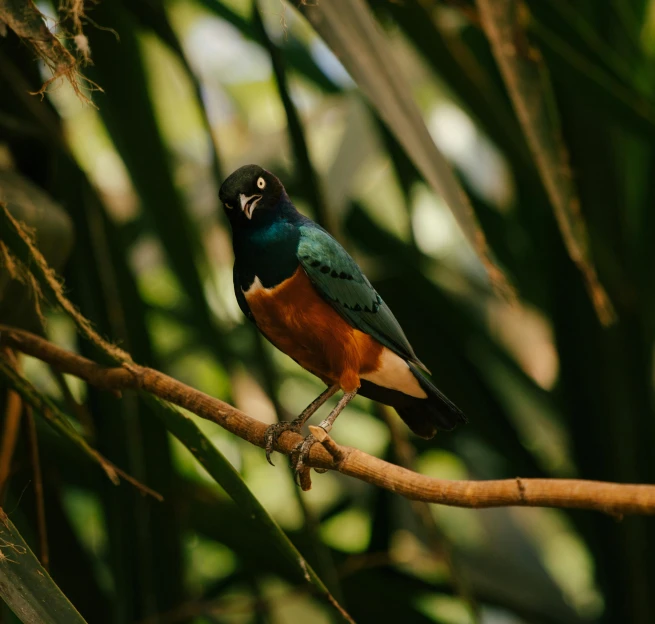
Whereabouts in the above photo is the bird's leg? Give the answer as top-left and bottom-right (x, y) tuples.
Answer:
(293, 390), (358, 475)
(264, 384), (339, 465)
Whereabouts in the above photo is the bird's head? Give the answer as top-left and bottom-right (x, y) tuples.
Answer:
(219, 164), (286, 228)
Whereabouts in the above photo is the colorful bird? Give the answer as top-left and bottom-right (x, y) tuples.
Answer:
(219, 164), (466, 473)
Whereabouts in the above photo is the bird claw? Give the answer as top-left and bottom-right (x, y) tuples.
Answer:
(264, 421), (302, 466)
(291, 432), (320, 477)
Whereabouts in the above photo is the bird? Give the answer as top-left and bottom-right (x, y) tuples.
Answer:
(219, 164), (466, 474)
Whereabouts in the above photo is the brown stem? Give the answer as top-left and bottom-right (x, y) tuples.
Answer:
(2, 325), (655, 516)
(0, 349), (23, 501)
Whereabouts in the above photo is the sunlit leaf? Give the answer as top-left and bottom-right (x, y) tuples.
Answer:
(298, 0), (514, 298)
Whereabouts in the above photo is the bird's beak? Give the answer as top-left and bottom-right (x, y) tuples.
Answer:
(239, 193), (262, 219)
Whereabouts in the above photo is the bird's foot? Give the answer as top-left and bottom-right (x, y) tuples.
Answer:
(290, 431), (330, 490)
(264, 385), (340, 467)
(264, 421), (303, 466)
(290, 389), (358, 486)
(291, 431), (320, 477)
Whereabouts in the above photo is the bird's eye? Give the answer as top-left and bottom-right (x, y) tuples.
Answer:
(224, 203), (233, 210)
(257, 177), (266, 190)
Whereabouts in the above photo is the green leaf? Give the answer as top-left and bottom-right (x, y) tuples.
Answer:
(476, 0), (615, 325)
(52, 162), (185, 620)
(139, 394), (355, 623)
(84, 0), (233, 368)
(252, 2), (330, 229)
(530, 18), (655, 137)
(124, 0), (224, 183)
(372, 0), (530, 172)
(197, 0), (341, 93)
(298, 0), (514, 297)
(526, 0), (642, 92)
(0, 510), (87, 624)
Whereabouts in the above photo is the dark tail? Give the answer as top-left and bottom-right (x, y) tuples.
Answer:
(394, 363), (467, 439)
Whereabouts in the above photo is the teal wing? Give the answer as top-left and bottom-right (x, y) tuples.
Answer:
(297, 225), (428, 372)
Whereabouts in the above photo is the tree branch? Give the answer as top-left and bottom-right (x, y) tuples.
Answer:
(2, 324), (654, 516)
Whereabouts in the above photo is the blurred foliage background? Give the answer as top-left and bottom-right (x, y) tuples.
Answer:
(1, 0), (655, 622)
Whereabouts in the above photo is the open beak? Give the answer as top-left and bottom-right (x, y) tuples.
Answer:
(239, 193), (262, 219)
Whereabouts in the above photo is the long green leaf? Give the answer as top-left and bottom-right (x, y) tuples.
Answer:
(125, 0), (224, 183)
(297, 0), (513, 298)
(529, 17), (655, 137)
(139, 393), (355, 623)
(476, 0), (615, 325)
(252, 2), (331, 229)
(51, 160), (185, 620)
(97, 184), (186, 615)
(526, 0), (643, 91)
(373, 0), (530, 172)
(84, 0), (232, 368)
(10, 473), (112, 619)
(0, 509), (87, 624)
(197, 0), (340, 93)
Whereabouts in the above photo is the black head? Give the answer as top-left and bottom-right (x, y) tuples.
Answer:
(218, 164), (286, 227)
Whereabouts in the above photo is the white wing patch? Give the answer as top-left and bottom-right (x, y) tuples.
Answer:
(362, 348), (427, 398)
(242, 275), (265, 296)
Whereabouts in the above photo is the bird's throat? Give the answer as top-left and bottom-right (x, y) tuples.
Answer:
(233, 220), (301, 290)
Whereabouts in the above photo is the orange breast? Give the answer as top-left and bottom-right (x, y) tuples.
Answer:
(244, 267), (383, 392)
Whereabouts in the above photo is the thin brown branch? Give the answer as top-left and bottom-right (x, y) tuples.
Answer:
(2, 325), (655, 515)
(0, 349), (23, 501)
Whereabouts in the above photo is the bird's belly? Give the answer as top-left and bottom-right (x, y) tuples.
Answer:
(243, 267), (426, 398)
(243, 267), (380, 391)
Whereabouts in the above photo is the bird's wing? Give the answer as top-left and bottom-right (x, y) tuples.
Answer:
(297, 225), (428, 372)
(233, 263), (255, 323)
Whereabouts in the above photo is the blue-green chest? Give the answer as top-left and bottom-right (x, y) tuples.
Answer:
(233, 221), (301, 289)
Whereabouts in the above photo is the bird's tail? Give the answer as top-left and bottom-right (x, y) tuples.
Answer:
(394, 363), (467, 439)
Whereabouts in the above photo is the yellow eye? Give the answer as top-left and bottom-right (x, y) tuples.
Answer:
(257, 177), (266, 190)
